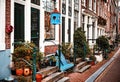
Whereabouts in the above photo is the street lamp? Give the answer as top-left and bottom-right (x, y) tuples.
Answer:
(50, 0), (61, 70)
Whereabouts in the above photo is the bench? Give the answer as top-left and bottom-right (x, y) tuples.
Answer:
(55, 50), (74, 71)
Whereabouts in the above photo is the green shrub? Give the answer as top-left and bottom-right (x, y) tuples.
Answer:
(96, 36), (109, 50)
(74, 28), (90, 59)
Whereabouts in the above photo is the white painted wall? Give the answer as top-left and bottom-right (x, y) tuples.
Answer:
(0, 0), (5, 50)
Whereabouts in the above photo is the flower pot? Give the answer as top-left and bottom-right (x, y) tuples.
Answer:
(36, 74), (42, 82)
(24, 68), (30, 76)
(90, 61), (95, 66)
(16, 68), (23, 76)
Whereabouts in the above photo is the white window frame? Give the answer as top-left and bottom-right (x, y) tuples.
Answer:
(0, 0), (6, 50)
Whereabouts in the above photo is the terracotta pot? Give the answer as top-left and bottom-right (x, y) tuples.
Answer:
(24, 68), (30, 76)
(16, 68), (23, 76)
(91, 61), (95, 65)
(36, 74), (42, 82)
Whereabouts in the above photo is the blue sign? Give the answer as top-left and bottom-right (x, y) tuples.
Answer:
(50, 13), (61, 25)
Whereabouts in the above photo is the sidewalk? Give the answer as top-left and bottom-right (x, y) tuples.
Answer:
(86, 48), (120, 82)
(67, 48), (119, 82)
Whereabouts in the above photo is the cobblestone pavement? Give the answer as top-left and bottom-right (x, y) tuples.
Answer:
(95, 49), (120, 82)
(67, 48), (119, 82)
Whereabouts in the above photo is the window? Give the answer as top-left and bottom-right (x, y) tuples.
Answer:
(97, 28), (99, 37)
(74, 11), (79, 28)
(87, 16), (90, 40)
(89, 0), (92, 10)
(62, 0), (66, 4)
(44, 12), (55, 40)
(82, 15), (85, 31)
(92, 22), (95, 43)
(87, 25), (89, 40)
(93, 0), (96, 12)
(62, 17), (65, 42)
(68, 0), (72, 16)
(68, 6), (72, 16)
(31, 0), (40, 5)
(74, 0), (79, 11)
(42, 0), (53, 12)
(68, 0), (72, 6)
(81, 0), (85, 6)
(62, 3), (66, 14)
(14, 3), (24, 42)
(68, 19), (71, 42)
(43, 0), (55, 40)
(31, 8), (40, 46)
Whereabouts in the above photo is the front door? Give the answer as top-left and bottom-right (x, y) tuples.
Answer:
(14, 3), (24, 42)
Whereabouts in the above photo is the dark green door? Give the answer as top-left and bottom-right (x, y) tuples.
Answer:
(14, 3), (24, 42)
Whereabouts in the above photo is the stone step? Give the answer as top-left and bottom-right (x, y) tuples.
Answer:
(78, 65), (91, 73)
(74, 61), (87, 71)
(57, 77), (70, 82)
(42, 72), (64, 82)
(76, 58), (82, 64)
(37, 66), (59, 78)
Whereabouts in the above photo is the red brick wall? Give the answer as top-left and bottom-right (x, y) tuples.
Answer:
(44, 45), (58, 56)
(5, 0), (11, 49)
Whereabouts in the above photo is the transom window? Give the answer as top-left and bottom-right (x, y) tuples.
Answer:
(74, 0), (79, 11)
(42, 0), (53, 12)
(31, 0), (40, 5)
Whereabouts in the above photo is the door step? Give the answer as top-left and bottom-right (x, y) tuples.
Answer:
(42, 72), (64, 82)
(57, 77), (70, 82)
(37, 66), (59, 78)
(78, 65), (91, 73)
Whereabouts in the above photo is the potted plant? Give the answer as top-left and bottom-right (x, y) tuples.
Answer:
(49, 55), (56, 66)
(89, 55), (96, 65)
(61, 42), (73, 60)
(12, 41), (43, 75)
(15, 61), (24, 76)
(96, 36), (110, 59)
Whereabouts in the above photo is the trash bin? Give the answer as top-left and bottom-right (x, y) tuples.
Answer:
(36, 74), (42, 82)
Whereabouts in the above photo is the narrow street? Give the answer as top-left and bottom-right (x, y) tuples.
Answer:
(95, 48), (120, 82)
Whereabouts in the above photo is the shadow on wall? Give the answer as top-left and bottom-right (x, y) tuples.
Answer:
(0, 49), (11, 80)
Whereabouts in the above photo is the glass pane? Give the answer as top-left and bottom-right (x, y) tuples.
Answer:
(31, 8), (40, 47)
(62, 17), (65, 42)
(42, 0), (53, 12)
(68, 6), (72, 16)
(68, 19), (71, 42)
(14, 3), (24, 42)
(44, 11), (55, 40)
(31, 0), (40, 5)
(62, 0), (66, 4)
(62, 4), (66, 14)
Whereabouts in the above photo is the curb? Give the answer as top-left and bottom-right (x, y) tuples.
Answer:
(85, 48), (120, 82)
